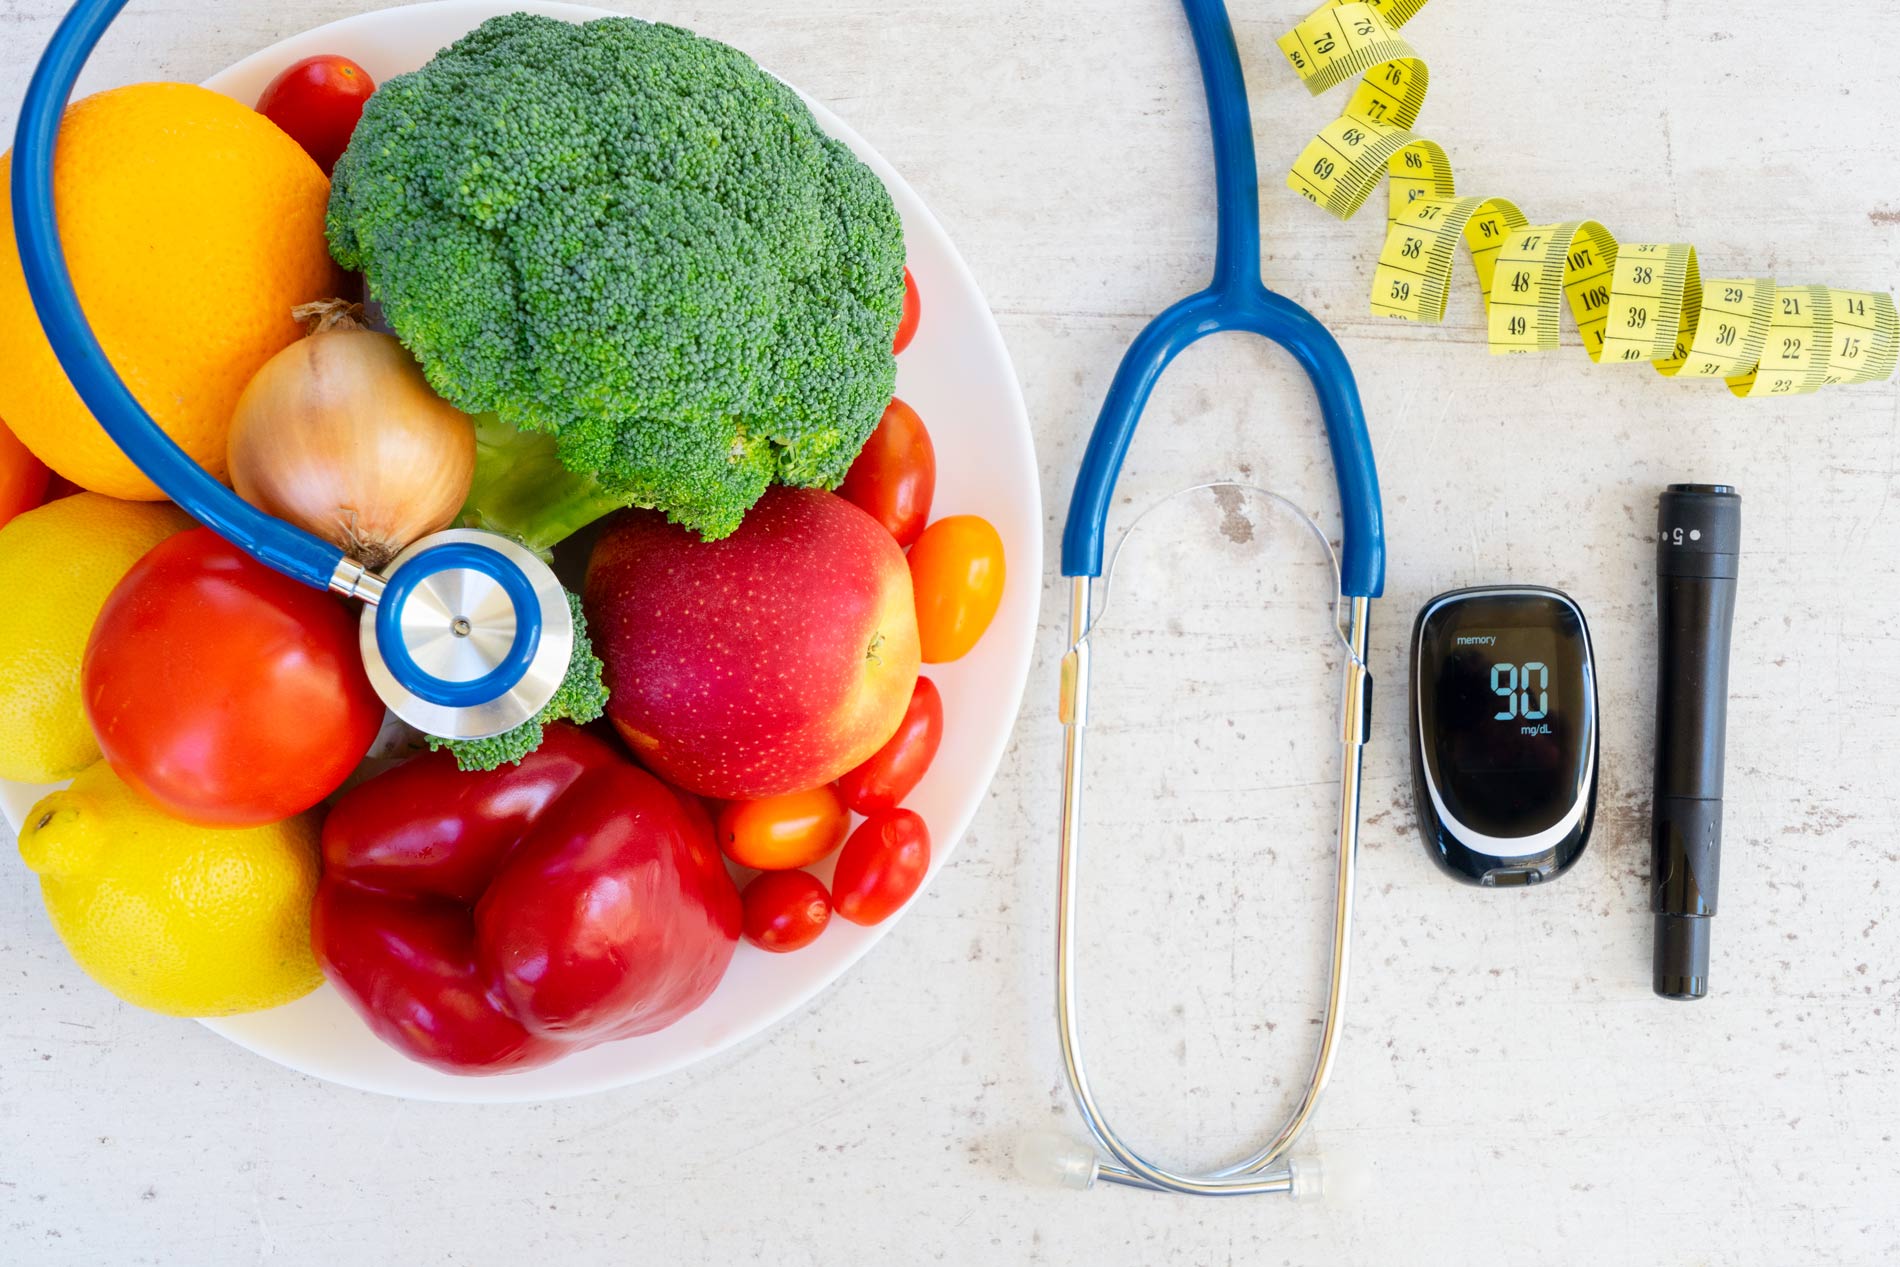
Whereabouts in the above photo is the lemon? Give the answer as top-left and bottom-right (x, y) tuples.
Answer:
(0, 492), (193, 782)
(0, 82), (342, 499)
(18, 761), (323, 1016)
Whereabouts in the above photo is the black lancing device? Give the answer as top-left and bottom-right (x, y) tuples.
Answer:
(1651, 484), (1741, 1000)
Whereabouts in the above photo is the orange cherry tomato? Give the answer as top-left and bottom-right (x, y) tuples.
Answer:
(0, 416), (51, 530)
(836, 676), (942, 814)
(839, 397), (935, 547)
(908, 515), (1005, 663)
(717, 785), (851, 871)
(893, 266), (921, 355)
(832, 810), (931, 926)
(741, 870), (832, 952)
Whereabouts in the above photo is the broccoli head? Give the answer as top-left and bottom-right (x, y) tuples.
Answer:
(428, 590), (608, 772)
(327, 13), (906, 544)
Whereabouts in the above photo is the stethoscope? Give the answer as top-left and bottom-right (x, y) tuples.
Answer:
(12, 0), (571, 742)
(20, 0), (1379, 1183)
(1034, 0), (1386, 1198)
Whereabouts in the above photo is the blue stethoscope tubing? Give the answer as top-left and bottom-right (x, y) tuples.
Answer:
(10, 0), (541, 711)
(14, 0), (343, 589)
(1060, 0), (1384, 595)
(1048, 0), (1382, 1198)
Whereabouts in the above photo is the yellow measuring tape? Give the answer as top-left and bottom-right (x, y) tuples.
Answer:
(1276, 0), (1899, 396)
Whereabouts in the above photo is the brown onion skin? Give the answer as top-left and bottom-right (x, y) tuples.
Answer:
(228, 329), (476, 570)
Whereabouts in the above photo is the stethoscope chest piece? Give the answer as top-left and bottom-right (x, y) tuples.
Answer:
(358, 528), (573, 741)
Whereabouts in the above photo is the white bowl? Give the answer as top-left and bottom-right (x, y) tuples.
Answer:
(0, 0), (1039, 1102)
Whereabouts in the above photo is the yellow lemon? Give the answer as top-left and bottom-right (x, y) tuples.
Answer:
(0, 82), (342, 499)
(0, 492), (193, 782)
(18, 761), (323, 1017)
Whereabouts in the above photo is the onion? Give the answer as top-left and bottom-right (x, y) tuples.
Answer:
(228, 300), (476, 570)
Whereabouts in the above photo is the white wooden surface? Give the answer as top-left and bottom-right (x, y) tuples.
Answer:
(4, 1), (1898, 1262)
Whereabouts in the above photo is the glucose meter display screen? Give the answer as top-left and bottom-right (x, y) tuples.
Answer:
(1417, 595), (1592, 838)
(1439, 627), (1562, 774)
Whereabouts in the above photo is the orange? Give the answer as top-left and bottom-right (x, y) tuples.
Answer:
(0, 82), (343, 500)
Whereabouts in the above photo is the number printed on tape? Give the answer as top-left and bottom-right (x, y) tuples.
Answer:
(1277, 0), (1899, 396)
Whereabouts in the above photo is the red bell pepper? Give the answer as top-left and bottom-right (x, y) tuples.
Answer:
(311, 724), (742, 1074)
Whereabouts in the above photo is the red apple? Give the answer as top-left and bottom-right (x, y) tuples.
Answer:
(583, 488), (922, 800)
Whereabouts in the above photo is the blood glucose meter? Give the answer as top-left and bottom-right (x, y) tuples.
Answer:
(1410, 586), (1598, 886)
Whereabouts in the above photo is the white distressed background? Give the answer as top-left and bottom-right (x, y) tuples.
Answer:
(3, 0), (1898, 1263)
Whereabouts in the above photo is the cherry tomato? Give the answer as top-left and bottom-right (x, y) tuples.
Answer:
(717, 784), (850, 870)
(838, 398), (936, 546)
(832, 809), (931, 926)
(741, 870), (832, 952)
(256, 55), (377, 175)
(893, 266), (921, 355)
(908, 515), (1006, 663)
(83, 527), (385, 826)
(837, 677), (942, 814)
(0, 416), (50, 530)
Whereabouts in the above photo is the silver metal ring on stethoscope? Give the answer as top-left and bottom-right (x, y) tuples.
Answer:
(358, 530), (575, 741)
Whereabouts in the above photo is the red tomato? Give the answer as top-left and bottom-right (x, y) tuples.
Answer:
(908, 515), (1006, 663)
(0, 416), (50, 530)
(741, 870), (832, 952)
(837, 677), (942, 814)
(256, 54), (377, 175)
(82, 528), (385, 826)
(838, 398), (936, 546)
(717, 785), (850, 870)
(893, 266), (921, 355)
(832, 810), (931, 926)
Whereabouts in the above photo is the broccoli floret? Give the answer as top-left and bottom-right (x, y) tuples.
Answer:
(428, 590), (607, 772)
(327, 13), (906, 545)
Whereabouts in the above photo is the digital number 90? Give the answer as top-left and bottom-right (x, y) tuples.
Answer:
(1490, 662), (1549, 721)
